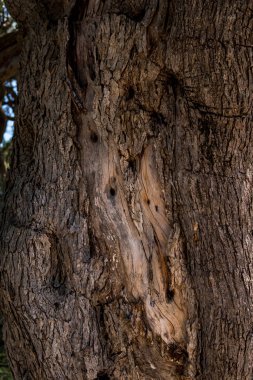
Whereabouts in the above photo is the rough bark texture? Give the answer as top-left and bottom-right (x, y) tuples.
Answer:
(1, 1), (253, 379)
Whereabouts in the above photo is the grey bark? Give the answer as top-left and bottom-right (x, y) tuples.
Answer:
(0, 1), (253, 379)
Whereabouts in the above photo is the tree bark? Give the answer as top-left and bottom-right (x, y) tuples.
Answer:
(1, 1), (253, 379)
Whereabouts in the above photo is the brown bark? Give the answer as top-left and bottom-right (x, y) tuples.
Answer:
(1, 1), (253, 379)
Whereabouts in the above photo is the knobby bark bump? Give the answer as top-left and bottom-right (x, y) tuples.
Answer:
(0, 1), (253, 379)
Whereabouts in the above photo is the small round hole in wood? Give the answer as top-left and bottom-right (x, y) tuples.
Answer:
(110, 188), (116, 196)
(90, 131), (98, 143)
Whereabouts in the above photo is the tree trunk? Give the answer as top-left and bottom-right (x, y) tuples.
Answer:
(1, 1), (253, 379)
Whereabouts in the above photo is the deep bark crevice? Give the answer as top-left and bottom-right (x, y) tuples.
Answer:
(109, 0), (147, 22)
(68, 0), (88, 86)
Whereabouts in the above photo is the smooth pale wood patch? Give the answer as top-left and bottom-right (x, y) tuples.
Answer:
(84, 132), (187, 345)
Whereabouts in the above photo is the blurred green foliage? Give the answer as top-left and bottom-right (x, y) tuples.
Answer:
(0, 2), (15, 379)
(0, 350), (13, 380)
(0, 0), (17, 195)
(0, 0), (15, 35)
(0, 316), (12, 379)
